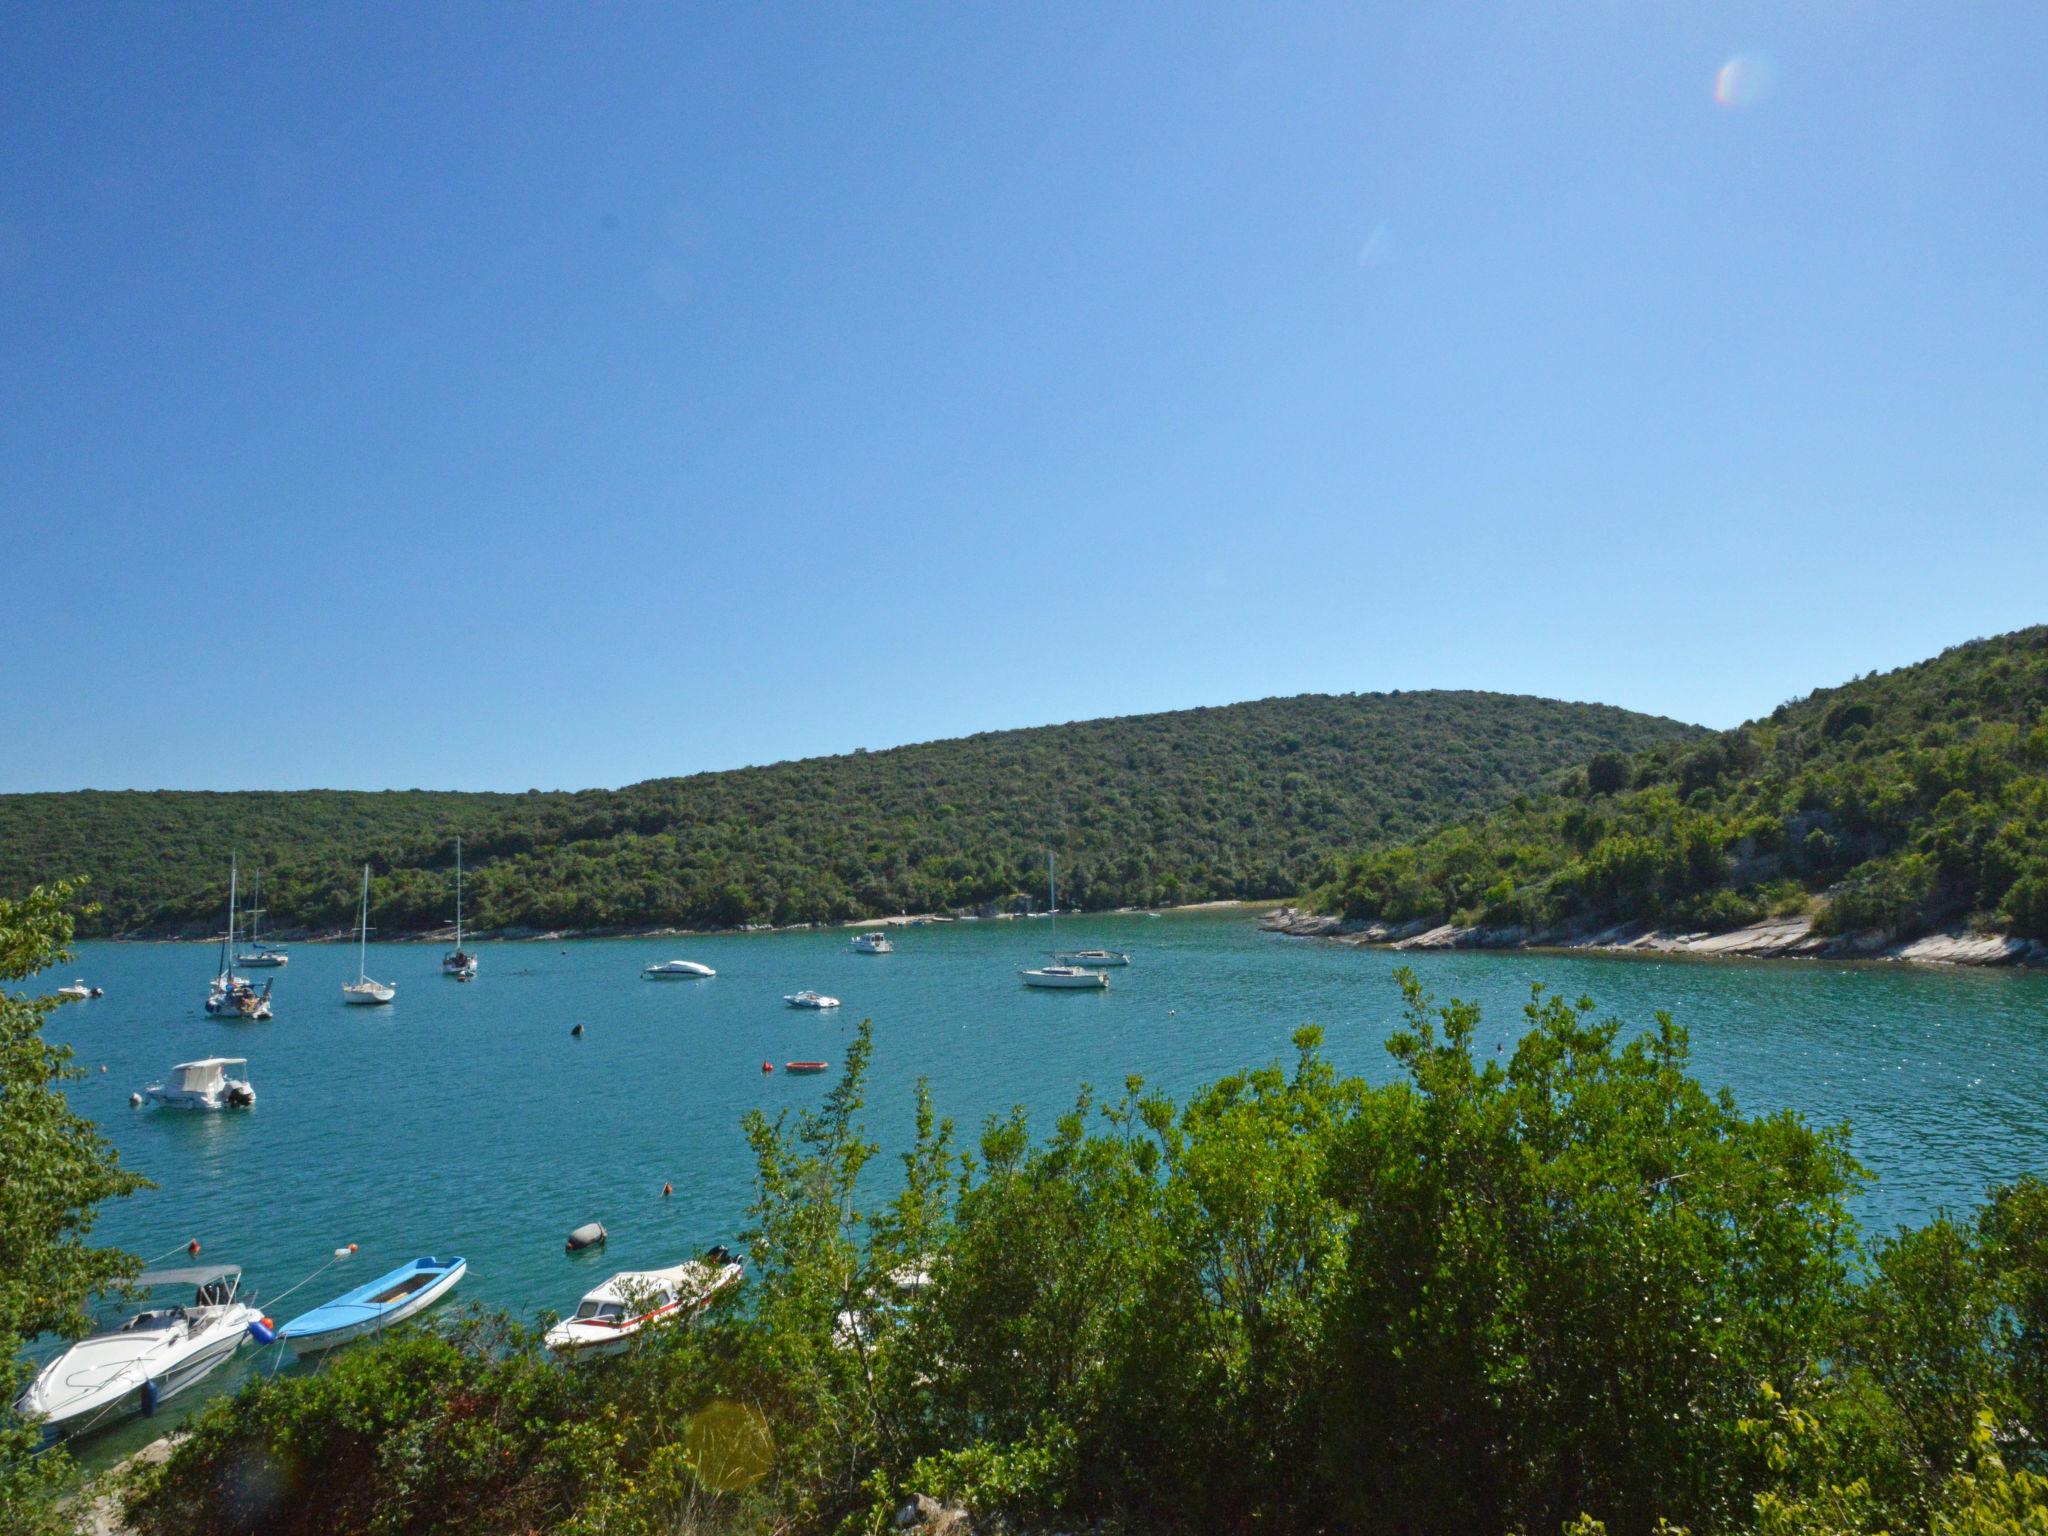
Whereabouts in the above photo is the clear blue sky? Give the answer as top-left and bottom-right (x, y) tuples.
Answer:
(3, 4), (2042, 793)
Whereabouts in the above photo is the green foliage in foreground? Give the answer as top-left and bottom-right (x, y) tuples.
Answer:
(0, 883), (148, 1535)
(0, 691), (1699, 936)
(1318, 626), (2048, 942)
(119, 978), (2048, 1536)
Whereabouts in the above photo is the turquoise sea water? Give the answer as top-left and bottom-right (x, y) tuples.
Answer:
(32, 911), (2048, 1460)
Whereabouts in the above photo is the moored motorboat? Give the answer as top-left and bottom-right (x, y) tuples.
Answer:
(543, 1246), (743, 1359)
(784, 990), (841, 1009)
(850, 932), (893, 954)
(1055, 949), (1130, 968)
(643, 959), (716, 979)
(141, 1057), (256, 1110)
(277, 1256), (467, 1355)
(56, 980), (98, 1000)
(13, 1266), (261, 1434)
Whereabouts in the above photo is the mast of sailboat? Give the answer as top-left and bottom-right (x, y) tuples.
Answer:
(357, 865), (371, 982)
(221, 855), (238, 979)
(455, 838), (463, 951)
(1047, 850), (1056, 955)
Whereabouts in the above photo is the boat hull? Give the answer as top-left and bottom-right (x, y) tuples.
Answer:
(342, 984), (395, 1006)
(1021, 969), (1110, 989)
(282, 1259), (467, 1355)
(17, 1308), (256, 1433)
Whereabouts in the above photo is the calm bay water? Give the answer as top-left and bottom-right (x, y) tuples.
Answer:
(35, 910), (2048, 1459)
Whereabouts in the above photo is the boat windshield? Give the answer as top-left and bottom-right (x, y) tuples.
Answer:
(574, 1300), (626, 1322)
(116, 1308), (186, 1334)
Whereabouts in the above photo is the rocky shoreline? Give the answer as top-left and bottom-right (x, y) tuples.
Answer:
(1260, 907), (2047, 970)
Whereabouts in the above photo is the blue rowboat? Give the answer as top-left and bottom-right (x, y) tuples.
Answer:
(278, 1256), (467, 1355)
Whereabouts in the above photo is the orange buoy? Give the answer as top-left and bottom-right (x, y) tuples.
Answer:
(761, 1061), (774, 1074)
(662, 1183), (673, 1197)
(188, 1239), (201, 1256)
(348, 1242), (359, 1253)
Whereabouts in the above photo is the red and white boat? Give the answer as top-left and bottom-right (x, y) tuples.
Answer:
(543, 1247), (742, 1359)
(785, 1061), (830, 1075)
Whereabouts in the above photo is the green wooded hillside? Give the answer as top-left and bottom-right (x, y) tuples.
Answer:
(0, 691), (1699, 936)
(1320, 626), (2048, 941)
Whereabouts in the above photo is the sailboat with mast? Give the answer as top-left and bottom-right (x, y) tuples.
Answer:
(441, 838), (478, 979)
(342, 865), (396, 1006)
(205, 856), (274, 1019)
(236, 869), (289, 968)
(1020, 852), (1109, 990)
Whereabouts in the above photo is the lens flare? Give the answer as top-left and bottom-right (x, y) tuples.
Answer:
(1714, 55), (1772, 108)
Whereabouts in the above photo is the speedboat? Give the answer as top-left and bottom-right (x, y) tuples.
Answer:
(849, 932), (893, 954)
(343, 864), (396, 1005)
(56, 980), (98, 1000)
(278, 1256), (467, 1355)
(141, 1057), (256, 1110)
(784, 990), (841, 1009)
(643, 959), (716, 979)
(1055, 949), (1130, 968)
(1021, 964), (1109, 989)
(543, 1246), (743, 1359)
(14, 1265), (260, 1433)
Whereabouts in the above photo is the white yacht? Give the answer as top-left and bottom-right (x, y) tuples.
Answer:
(850, 931), (894, 954)
(140, 1057), (256, 1111)
(14, 1266), (260, 1433)
(342, 865), (396, 1006)
(643, 959), (716, 979)
(1055, 949), (1130, 968)
(543, 1247), (743, 1359)
(441, 838), (478, 979)
(205, 857), (274, 1019)
(1021, 853), (1109, 990)
(235, 870), (288, 967)
(784, 990), (841, 1009)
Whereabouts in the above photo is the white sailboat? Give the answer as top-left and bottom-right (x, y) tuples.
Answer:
(1021, 853), (1109, 990)
(441, 838), (478, 978)
(205, 857), (273, 1019)
(342, 865), (396, 1006)
(236, 870), (288, 968)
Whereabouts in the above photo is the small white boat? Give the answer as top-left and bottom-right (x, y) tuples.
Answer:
(785, 990), (841, 1009)
(278, 1256), (467, 1355)
(1021, 964), (1109, 990)
(850, 932), (894, 954)
(343, 864), (396, 1005)
(543, 1247), (743, 1359)
(205, 857), (274, 1017)
(236, 871), (288, 967)
(14, 1265), (260, 1433)
(1021, 853), (1109, 989)
(1055, 949), (1131, 968)
(141, 1057), (256, 1110)
(441, 838), (478, 978)
(56, 980), (100, 1000)
(643, 959), (716, 979)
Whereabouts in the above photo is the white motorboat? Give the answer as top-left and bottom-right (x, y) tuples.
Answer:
(205, 857), (274, 1018)
(643, 959), (716, 979)
(850, 932), (893, 954)
(441, 838), (478, 978)
(785, 990), (841, 1009)
(543, 1247), (743, 1359)
(343, 864), (396, 1005)
(1021, 853), (1109, 990)
(1055, 949), (1130, 968)
(56, 980), (102, 1000)
(141, 1057), (256, 1111)
(236, 870), (288, 967)
(14, 1265), (260, 1433)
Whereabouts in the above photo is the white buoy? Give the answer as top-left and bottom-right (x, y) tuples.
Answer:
(129, 1092), (142, 1107)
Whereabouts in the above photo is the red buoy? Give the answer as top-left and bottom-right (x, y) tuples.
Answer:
(188, 1239), (201, 1256)
(662, 1182), (673, 1197)
(761, 1061), (774, 1074)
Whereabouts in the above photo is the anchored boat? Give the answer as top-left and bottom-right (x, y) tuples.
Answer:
(1021, 853), (1109, 990)
(643, 959), (716, 979)
(784, 990), (841, 1009)
(544, 1247), (743, 1359)
(278, 1256), (467, 1355)
(342, 865), (396, 1005)
(140, 1057), (256, 1111)
(14, 1265), (260, 1434)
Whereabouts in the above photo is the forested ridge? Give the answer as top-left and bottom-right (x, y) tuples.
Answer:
(1319, 625), (2048, 942)
(0, 691), (1698, 937)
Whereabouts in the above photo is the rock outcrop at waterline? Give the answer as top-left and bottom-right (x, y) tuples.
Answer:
(1260, 907), (2048, 968)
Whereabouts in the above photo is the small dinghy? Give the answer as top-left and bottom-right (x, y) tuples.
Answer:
(785, 1060), (830, 1075)
(784, 990), (841, 1009)
(277, 1256), (467, 1355)
(565, 1221), (608, 1253)
(544, 1246), (743, 1359)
